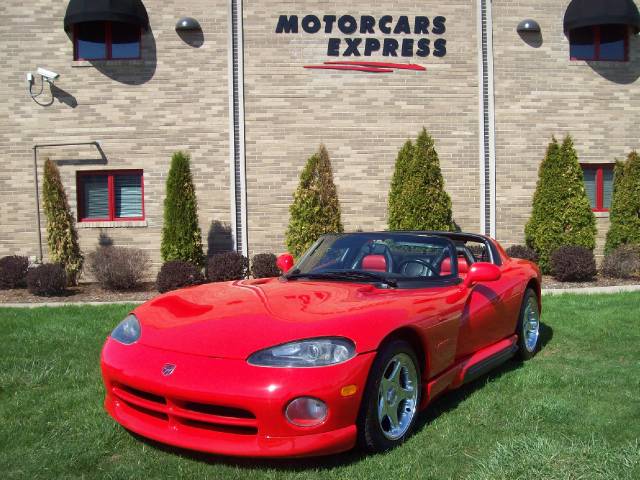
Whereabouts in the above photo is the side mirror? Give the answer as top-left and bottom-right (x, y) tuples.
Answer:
(463, 262), (501, 287)
(276, 253), (295, 273)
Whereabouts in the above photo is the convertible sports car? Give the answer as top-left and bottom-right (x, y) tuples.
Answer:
(101, 231), (542, 457)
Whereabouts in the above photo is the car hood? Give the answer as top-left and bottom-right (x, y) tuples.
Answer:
(132, 278), (452, 359)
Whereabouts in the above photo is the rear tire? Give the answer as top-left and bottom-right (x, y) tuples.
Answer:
(516, 288), (540, 360)
(357, 339), (421, 453)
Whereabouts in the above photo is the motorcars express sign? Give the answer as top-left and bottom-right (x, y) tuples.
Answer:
(275, 14), (447, 72)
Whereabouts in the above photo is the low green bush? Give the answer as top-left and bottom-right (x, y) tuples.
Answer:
(26, 263), (67, 296)
(156, 261), (204, 293)
(251, 253), (280, 278)
(550, 246), (596, 282)
(207, 252), (249, 282)
(0, 256), (29, 289)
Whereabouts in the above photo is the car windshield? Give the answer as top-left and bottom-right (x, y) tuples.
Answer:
(287, 233), (457, 285)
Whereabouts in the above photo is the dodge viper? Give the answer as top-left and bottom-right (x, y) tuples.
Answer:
(101, 231), (542, 457)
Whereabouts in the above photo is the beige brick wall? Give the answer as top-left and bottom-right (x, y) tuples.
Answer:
(242, 1), (481, 255)
(0, 0), (230, 274)
(492, 0), (639, 259)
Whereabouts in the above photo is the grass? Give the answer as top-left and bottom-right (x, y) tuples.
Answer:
(0, 293), (639, 479)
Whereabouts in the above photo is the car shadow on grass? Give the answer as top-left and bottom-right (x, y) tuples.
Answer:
(130, 322), (554, 470)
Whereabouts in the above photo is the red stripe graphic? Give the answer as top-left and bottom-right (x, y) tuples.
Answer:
(304, 61), (426, 73)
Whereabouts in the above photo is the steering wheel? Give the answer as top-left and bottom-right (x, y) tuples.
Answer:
(397, 259), (439, 277)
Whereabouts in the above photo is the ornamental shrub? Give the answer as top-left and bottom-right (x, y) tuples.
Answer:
(156, 260), (204, 293)
(42, 158), (83, 285)
(88, 246), (149, 291)
(601, 244), (640, 279)
(27, 263), (67, 296)
(286, 145), (343, 258)
(388, 128), (454, 231)
(161, 151), (205, 267)
(550, 246), (596, 282)
(0, 256), (29, 289)
(525, 136), (596, 273)
(506, 245), (539, 263)
(207, 251), (249, 282)
(251, 253), (280, 278)
(605, 151), (640, 254)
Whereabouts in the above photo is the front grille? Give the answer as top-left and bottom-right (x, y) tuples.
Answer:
(112, 383), (258, 435)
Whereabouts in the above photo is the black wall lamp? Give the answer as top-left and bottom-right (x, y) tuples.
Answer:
(175, 17), (201, 31)
(517, 19), (541, 33)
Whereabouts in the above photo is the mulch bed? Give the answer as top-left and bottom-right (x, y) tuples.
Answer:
(1, 275), (639, 304)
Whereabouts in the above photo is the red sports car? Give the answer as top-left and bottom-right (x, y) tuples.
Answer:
(101, 231), (542, 457)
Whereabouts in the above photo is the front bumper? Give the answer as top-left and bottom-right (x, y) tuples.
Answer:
(101, 339), (375, 458)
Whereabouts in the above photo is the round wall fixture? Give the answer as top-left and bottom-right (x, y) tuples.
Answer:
(176, 17), (201, 31)
(517, 19), (541, 33)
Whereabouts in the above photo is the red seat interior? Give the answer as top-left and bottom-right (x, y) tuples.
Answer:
(361, 254), (387, 272)
(440, 256), (469, 276)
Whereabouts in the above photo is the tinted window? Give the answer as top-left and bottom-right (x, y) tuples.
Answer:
(570, 26), (595, 60)
(599, 25), (626, 61)
(111, 22), (141, 59)
(76, 21), (107, 60)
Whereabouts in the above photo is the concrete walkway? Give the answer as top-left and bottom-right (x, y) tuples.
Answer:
(1, 284), (640, 307)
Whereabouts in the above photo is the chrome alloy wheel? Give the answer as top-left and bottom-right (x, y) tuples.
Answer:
(377, 353), (419, 440)
(523, 295), (540, 352)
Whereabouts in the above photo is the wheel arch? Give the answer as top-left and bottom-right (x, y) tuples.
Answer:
(376, 327), (429, 379)
(526, 277), (541, 312)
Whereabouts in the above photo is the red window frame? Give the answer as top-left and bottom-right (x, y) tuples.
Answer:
(581, 164), (613, 212)
(73, 22), (142, 61)
(77, 170), (145, 222)
(570, 25), (629, 62)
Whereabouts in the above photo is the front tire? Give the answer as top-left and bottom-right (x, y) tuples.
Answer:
(516, 288), (541, 360)
(357, 339), (421, 453)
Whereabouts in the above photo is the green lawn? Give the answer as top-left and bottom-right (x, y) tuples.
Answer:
(1, 293), (639, 479)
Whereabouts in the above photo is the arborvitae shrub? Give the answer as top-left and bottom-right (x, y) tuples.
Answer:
(251, 253), (280, 278)
(601, 245), (640, 279)
(0, 256), (29, 289)
(525, 136), (596, 273)
(207, 252), (249, 282)
(88, 246), (149, 291)
(388, 128), (454, 231)
(156, 261), (204, 293)
(27, 263), (67, 296)
(161, 151), (205, 266)
(286, 145), (343, 258)
(506, 245), (539, 263)
(42, 159), (83, 284)
(550, 246), (596, 282)
(605, 152), (640, 253)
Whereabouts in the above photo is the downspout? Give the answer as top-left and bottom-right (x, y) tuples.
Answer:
(227, 0), (248, 256)
(477, 0), (497, 238)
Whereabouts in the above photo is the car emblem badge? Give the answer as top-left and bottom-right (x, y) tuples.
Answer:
(161, 363), (176, 376)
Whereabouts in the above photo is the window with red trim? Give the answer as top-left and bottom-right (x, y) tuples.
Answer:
(74, 21), (141, 60)
(77, 171), (144, 222)
(581, 164), (614, 212)
(569, 24), (629, 61)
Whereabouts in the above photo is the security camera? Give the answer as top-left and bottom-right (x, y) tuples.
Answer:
(37, 67), (60, 82)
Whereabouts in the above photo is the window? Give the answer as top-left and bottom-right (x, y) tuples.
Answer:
(74, 21), (141, 60)
(582, 164), (614, 212)
(77, 171), (144, 221)
(569, 24), (628, 61)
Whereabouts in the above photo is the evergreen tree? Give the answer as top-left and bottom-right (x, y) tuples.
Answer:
(161, 151), (204, 266)
(387, 128), (454, 231)
(42, 158), (83, 284)
(388, 139), (414, 230)
(286, 145), (343, 258)
(525, 136), (596, 273)
(605, 151), (640, 253)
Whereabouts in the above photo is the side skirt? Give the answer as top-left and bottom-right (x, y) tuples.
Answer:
(422, 335), (518, 407)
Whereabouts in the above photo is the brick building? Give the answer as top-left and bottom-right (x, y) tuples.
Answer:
(1, 1), (638, 270)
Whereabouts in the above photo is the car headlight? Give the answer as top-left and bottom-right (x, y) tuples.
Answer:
(110, 314), (141, 345)
(247, 337), (356, 367)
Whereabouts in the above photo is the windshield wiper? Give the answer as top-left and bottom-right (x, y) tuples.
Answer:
(286, 270), (397, 287)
